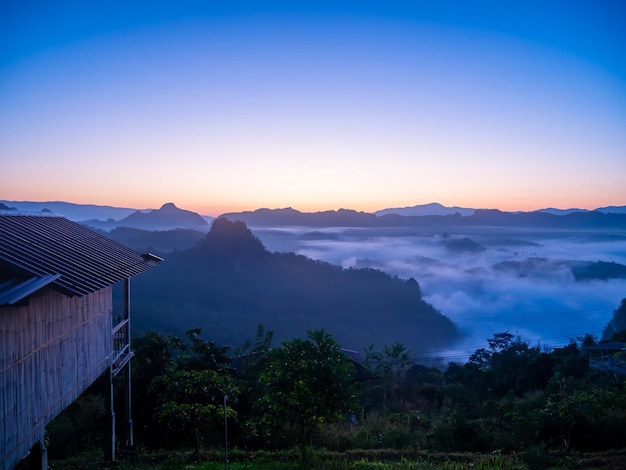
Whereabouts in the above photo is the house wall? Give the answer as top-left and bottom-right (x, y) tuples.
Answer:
(0, 287), (112, 470)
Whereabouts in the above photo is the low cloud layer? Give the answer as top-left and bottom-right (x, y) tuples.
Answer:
(255, 226), (626, 362)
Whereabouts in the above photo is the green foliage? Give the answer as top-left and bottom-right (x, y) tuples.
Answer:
(376, 343), (413, 412)
(47, 320), (626, 464)
(130, 329), (237, 453)
(363, 343), (442, 414)
(177, 328), (232, 372)
(541, 375), (626, 451)
(259, 329), (357, 462)
(155, 368), (237, 454)
(45, 392), (107, 459)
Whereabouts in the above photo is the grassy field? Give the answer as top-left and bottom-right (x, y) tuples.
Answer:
(48, 447), (626, 470)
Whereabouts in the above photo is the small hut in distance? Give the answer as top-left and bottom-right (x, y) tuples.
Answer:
(583, 342), (626, 377)
(0, 212), (162, 470)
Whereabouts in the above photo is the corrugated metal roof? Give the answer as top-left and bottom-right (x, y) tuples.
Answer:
(0, 213), (162, 298)
(0, 274), (61, 305)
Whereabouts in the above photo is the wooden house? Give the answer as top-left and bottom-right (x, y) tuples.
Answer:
(583, 342), (626, 377)
(0, 212), (162, 470)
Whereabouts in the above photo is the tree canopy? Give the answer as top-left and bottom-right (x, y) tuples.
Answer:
(259, 329), (357, 461)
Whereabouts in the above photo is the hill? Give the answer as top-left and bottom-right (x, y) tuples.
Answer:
(219, 207), (378, 227)
(596, 205), (626, 214)
(127, 217), (460, 352)
(116, 202), (210, 231)
(94, 226), (206, 254)
(84, 202), (211, 231)
(375, 202), (475, 217)
(221, 207), (626, 230)
(0, 200), (137, 221)
(603, 299), (626, 340)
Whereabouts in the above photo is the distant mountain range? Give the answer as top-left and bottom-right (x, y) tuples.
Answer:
(0, 201), (212, 232)
(220, 207), (626, 230)
(375, 202), (475, 217)
(2, 200), (625, 232)
(537, 206), (626, 215)
(0, 200), (138, 221)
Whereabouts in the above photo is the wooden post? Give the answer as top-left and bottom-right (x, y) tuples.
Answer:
(107, 366), (116, 462)
(125, 361), (133, 447)
(124, 278), (134, 447)
(124, 278), (130, 321)
(224, 395), (228, 470)
(39, 438), (48, 470)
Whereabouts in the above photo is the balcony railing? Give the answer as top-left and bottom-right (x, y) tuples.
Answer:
(589, 356), (626, 376)
(112, 318), (132, 375)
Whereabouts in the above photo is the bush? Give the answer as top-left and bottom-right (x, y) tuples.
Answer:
(523, 445), (552, 470)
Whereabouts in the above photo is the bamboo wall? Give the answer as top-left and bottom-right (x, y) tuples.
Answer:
(0, 287), (113, 470)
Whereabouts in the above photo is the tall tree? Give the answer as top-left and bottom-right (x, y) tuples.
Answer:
(260, 329), (356, 464)
(155, 369), (238, 455)
(364, 342), (414, 412)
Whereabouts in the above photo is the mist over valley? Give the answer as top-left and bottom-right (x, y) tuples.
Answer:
(252, 223), (626, 359)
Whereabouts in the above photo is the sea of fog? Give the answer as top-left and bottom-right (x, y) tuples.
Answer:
(252, 225), (626, 362)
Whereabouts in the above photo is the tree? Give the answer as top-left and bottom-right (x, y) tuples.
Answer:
(467, 332), (545, 397)
(178, 328), (232, 372)
(132, 329), (235, 451)
(603, 299), (626, 340)
(364, 342), (414, 412)
(155, 369), (238, 455)
(259, 329), (356, 464)
(132, 330), (184, 448)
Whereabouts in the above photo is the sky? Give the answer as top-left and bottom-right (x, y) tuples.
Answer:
(1, 1), (625, 216)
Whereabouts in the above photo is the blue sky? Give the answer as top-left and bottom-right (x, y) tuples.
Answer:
(1, 1), (625, 215)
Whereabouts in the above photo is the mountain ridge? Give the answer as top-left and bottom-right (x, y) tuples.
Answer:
(222, 206), (626, 229)
(375, 202), (475, 217)
(112, 202), (210, 231)
(3, 200), (625, 230)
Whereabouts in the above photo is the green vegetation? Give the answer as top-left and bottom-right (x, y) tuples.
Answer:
(260, 329), (357, 464)
(47, 304), (626, 469)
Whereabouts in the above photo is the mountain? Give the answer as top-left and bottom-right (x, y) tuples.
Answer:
(603, 299), (626, 340)
(114, 202), (210, 231)
(0, 200), (138, 221)
(5, 199), (625, 230)
(444, 237), (486, 253)
(493, 258), (626, 282)
(94, 226), (206, 254)
(221, 206), (626, 230)
(537, 207), (589, 215)
(219, 207), (378, 227)
(84, 202), (211, 231)
(128, 217), (460, 352)
(596, 205), (626, 214)
(375, 202), (475, 217)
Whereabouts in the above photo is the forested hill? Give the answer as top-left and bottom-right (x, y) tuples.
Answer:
(128, 217), (460, 352)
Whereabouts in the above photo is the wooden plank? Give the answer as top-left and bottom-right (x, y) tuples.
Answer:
(1, 287), (114, 470)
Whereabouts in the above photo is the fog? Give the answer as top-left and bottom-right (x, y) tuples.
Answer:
(253, 226), (626, 362)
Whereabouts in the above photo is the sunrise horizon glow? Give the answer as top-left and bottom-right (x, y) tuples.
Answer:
(2, 1), (625, 217)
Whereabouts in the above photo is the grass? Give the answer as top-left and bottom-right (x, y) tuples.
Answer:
(48, 449), (525, 469)
(48, 447), (626, 469)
